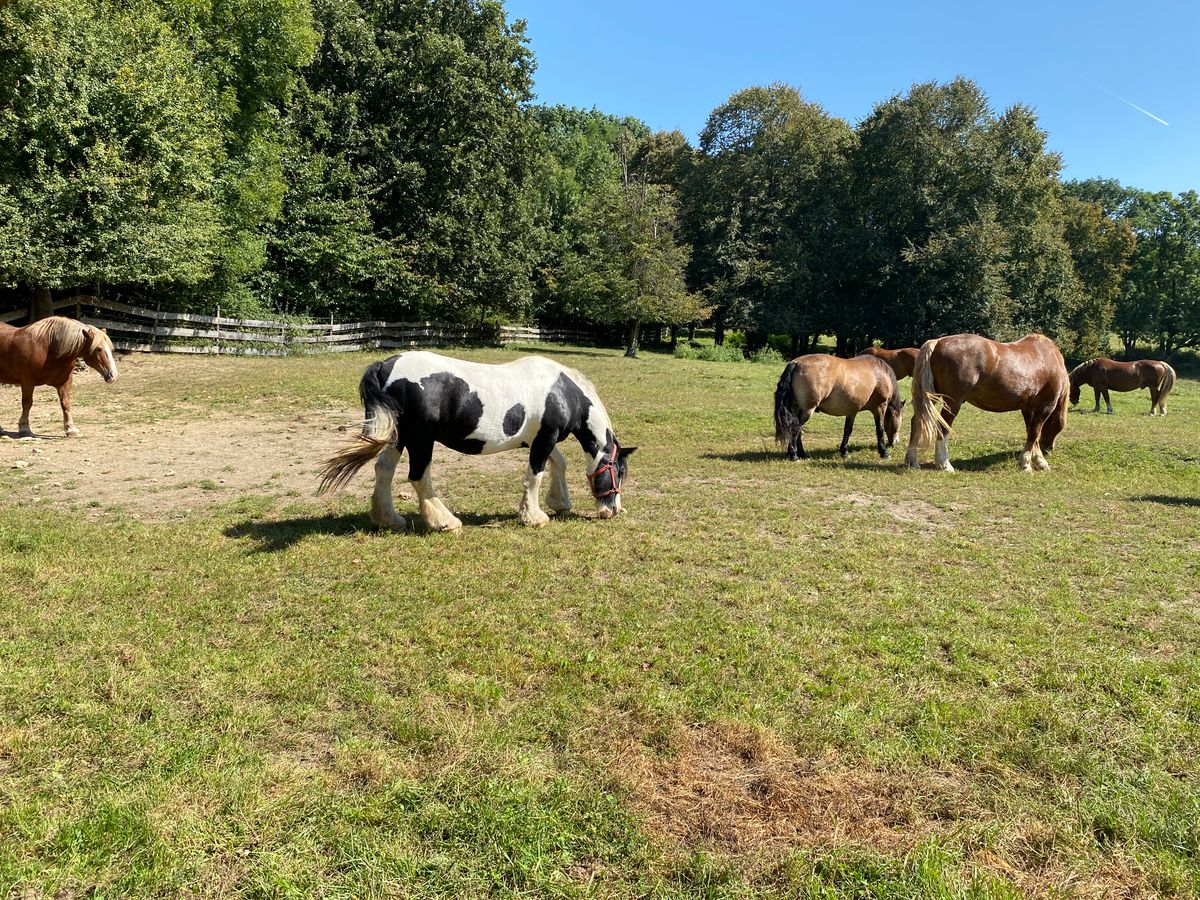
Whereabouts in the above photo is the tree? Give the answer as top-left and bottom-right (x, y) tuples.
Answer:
(690, 84), (852, 347)
(848, 79), (1084, 351)
(0, 0), (224, 318)
(1059, 193), (1135, 358)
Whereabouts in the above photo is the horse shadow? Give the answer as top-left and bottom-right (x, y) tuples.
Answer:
(224, 510), (522, 552)
(703, 447), (1022, 472)
(1129, 495), (1200, 508)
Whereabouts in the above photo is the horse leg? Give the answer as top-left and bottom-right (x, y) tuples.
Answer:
(18, 382), (34, 438)
(545, 446), (572, 515)
(839, 413), (857, 459)
(1103, 388), (1113, 415)
(407, 440), (461, 533)
(520, 429), (559, 527)
(369, 444), (408, 531)
(57, 379), (79, 436)
(1092, 386), (1101, 413)
(934, 403), (959, 473)
(794, 409), (813, 460)
(872, 408), (888, 459)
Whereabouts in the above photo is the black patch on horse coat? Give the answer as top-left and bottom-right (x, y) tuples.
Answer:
(502, 403), (525, 437)
(385, 370), (487, 457)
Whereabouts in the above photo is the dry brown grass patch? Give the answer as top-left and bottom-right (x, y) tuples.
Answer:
(619, 720), (934, 855)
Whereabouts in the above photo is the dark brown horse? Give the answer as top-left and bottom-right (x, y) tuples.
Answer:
(774, 354), (904, 460)
(904, 334), (1068, 473)
(1069, 358), (1175, 416)
(857, 345), (919, 380)
(0, 316), (119, 437)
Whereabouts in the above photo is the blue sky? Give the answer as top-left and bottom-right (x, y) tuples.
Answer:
(506, 0), (1198, 194)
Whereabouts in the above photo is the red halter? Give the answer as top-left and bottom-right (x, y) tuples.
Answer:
(587, 440), (621, 499)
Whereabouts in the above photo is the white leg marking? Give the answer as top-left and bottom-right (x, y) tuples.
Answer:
(935, 437), (954, 473)
(519, 467), (550, 527)
(369, 446), (407, 531)
(1032, 447), (1050, 471)
(412, 470), (462, 532)
(545, 447), (572, 514)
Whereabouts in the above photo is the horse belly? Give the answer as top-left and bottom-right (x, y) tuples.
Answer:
(817, 388), (862, 417)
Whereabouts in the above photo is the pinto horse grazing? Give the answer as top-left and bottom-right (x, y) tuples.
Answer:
(1069, 358), (1176, 416)
(774, 354), (905, 460)
(857, 345), (919, 380)
(318, 351), (635, 532)
(904, 333), (1068, 473)
(0, 316), (119, 437)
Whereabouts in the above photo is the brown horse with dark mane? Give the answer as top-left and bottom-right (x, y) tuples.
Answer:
(904, 333), (1068, 473)
(857, 345), (919, 380)
(1068, 358), (1175, 416)
(774, 354), (904, 460)
(0, 316), (119, 437)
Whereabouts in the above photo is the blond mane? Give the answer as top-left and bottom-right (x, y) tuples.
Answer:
(26, 316), (110, 359)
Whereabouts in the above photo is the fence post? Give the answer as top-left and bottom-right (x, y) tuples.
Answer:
(215, 304), (221, 354)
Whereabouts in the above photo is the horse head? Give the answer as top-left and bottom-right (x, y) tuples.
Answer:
(883, 394), (905, 447)
(588, 434), (636, 519)
(82, 327), (119, 383)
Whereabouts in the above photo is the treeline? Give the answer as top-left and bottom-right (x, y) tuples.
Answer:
(0, 0), (1194, 359)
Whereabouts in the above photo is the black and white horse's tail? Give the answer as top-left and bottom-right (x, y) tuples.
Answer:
(774, 359), (801, 446)
(318, 363), (399, 494)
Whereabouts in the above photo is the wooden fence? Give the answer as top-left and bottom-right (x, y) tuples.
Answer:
(0, 297), (611, 355)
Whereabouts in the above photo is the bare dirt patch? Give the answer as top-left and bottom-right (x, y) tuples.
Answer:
(829, 491), (953, 529)
(0, 403), (526, 522)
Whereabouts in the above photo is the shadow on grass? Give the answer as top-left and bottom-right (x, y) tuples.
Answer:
(225, 510), (523, 551)
(703, 448), (898, 466)
(1130, 495), (1200, 508)
(506, 345), (615, 359)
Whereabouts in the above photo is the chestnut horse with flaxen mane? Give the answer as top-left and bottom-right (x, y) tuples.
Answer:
(0, 316), (119, 437)
(857, 346), (919, 380)
(904, 333), (1068, 473)
(1068, 358), (1175, 416)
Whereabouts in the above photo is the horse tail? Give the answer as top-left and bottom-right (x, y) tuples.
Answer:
(774, 359), (802, 446)
(908, 338), (950, 450)
(317, 362), (399, 494)
(1158, 362), (1176, 411)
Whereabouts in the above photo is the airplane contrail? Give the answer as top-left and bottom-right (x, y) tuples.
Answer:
(1084, 77), (1170, 126)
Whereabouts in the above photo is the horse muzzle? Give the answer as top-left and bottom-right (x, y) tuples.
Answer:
(103, 371), (118, 383)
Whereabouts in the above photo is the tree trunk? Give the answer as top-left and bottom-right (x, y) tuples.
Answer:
(28, 286), (54, 322)
(688, 322), (696, 341)
(625, 319), (641, 358)
(713, 309), (725, 346)
(669, 325), (679, 350)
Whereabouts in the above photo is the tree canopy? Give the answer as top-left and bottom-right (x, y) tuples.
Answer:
(0, 3), (1187, 360)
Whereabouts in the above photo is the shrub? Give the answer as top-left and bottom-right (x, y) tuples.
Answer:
(751, 346), (784, 364)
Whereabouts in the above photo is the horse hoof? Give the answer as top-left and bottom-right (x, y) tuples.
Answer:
(549, 506), (572, 517)
(879, 450), (890, 459)
(18, 429), (34, 439)
(65, 428), (80, 438)
(520, 510), (551, 528)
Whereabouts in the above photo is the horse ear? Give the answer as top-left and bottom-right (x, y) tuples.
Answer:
(900, 399), (907, 409)
(619, 446), (637, 458)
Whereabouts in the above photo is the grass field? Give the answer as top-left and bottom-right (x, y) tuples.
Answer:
(1, 345), (1198, 899)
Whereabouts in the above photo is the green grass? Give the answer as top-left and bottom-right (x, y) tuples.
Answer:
(1, 344), (1198, 898)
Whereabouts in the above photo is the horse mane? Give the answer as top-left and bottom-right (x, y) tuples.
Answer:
(26, 316), (108, 359)
(562, 363), (610, 422)
(1068, 359), (1097, 384)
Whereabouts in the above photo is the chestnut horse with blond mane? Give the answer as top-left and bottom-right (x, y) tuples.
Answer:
(857, 345), (919, 380)
(904, 333), (1068, 473)
(1068, 358), (1175, 416)
(0, 316), (119, 437)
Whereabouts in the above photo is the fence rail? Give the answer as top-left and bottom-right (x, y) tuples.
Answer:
(0, 297), (610, 354)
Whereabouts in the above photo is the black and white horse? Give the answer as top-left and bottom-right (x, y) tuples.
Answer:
(318, 351), (635, 531)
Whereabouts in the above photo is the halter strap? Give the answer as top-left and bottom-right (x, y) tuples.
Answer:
(586, 439), (621, 499)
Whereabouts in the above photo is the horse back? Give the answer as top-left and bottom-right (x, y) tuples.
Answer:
(931, 333), (1065, 411)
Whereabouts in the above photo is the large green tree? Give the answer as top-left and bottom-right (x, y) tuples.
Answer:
(690, 84), (852, 347)
(848, 79), (1084, 352)
(0, 0), (225, 318)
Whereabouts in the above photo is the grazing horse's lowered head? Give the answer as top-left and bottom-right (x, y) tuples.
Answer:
(882, 391), (905, 448)
(318, 351), (636, 532)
